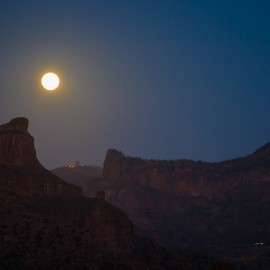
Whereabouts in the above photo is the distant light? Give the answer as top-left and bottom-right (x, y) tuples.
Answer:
(254, 242), (264, 247)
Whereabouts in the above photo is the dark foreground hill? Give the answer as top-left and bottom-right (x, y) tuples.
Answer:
(54, 145), (270, 269)
(0, 117), (221, 270)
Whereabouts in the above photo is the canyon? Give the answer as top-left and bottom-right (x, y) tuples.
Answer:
(0, 117), (220, 269)
(54, 146), (270, 269)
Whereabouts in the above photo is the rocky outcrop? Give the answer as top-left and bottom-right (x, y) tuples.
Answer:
(0, 118), (139, 269)
(83, 146), (270, 269)
(103, 147), (270, 202)
(0, 117), (81, 198)
(0, 117), (218, 269)
(0, 117), (38, 166)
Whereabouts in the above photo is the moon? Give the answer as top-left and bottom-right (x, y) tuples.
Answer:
(41, 72), (60, 91)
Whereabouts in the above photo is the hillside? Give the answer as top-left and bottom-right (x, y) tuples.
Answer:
(0, 118), (138, 269)
(55, 146), (270, 269)
(0, 117), (221, 269)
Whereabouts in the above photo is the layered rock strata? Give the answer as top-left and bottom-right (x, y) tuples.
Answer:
(0, 117), (139, 269)
(103, 148), (270, 202)
(0, 117), (81, 198)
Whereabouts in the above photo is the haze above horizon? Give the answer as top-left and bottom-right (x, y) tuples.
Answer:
(0, 1), (270, 169)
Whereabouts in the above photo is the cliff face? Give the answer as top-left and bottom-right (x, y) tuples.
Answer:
(0, 117), (38, 166)
(0, 118), (139, 269)
(50, 139), (270, 268)
(103, 148), (270, 202)
(0, 117), (81, 198)
(0, 117), (219, 270)
(89, 147), (270, 268)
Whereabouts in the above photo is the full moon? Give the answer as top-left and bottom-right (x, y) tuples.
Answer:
(41, 72), (60, 91)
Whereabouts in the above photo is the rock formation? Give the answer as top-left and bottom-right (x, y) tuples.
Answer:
(0, 117), (81, 198)
(0, 117), (217, 269)
(0, 117), (38, 166)
(59, 146), (270, 269)
(103, 148), (270, 202)
(0, 117), (136, 269)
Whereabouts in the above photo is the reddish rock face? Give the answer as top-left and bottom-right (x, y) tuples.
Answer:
(54, 147), (270, 269)
(0, 117), (38, 166)
(0, 118), (140, 269)
(103, 148), (270, 202)
(0, 117), (81, 198)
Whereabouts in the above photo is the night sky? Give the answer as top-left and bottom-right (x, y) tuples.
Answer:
(1, 1), (270, 169)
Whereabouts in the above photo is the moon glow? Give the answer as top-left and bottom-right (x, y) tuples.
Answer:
(41, 72), (60, 90)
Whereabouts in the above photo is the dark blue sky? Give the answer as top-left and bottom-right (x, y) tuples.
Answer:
(1, 1), (270, 168)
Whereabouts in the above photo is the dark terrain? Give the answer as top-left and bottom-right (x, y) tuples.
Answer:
(0, 117), (224, 269)
(54, 145), (270, 269)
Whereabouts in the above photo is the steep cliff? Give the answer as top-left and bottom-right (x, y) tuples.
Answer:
(0, 118), (137, 269)
(78, 147), (270, 269)
(0, 117), (81, 198)
(0, 117), (217, 269)
(0, 117), (38, 166)
(103, 148), (270, 202)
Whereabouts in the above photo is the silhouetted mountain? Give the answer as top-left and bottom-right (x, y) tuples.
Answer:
(0, 117), (219, 270)
(0, 117), (81, 199)
(54, 147), (270, 269)
(0, 118), (139, 269)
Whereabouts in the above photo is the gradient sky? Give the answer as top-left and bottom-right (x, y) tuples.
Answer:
(1, 1), (270, 169)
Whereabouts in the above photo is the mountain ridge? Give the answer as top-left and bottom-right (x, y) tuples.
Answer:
(102, 144), (270, 202)
(54, 144), (270, 269)
(0, 118), (138, 269)
(0, 117), (221, 269)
